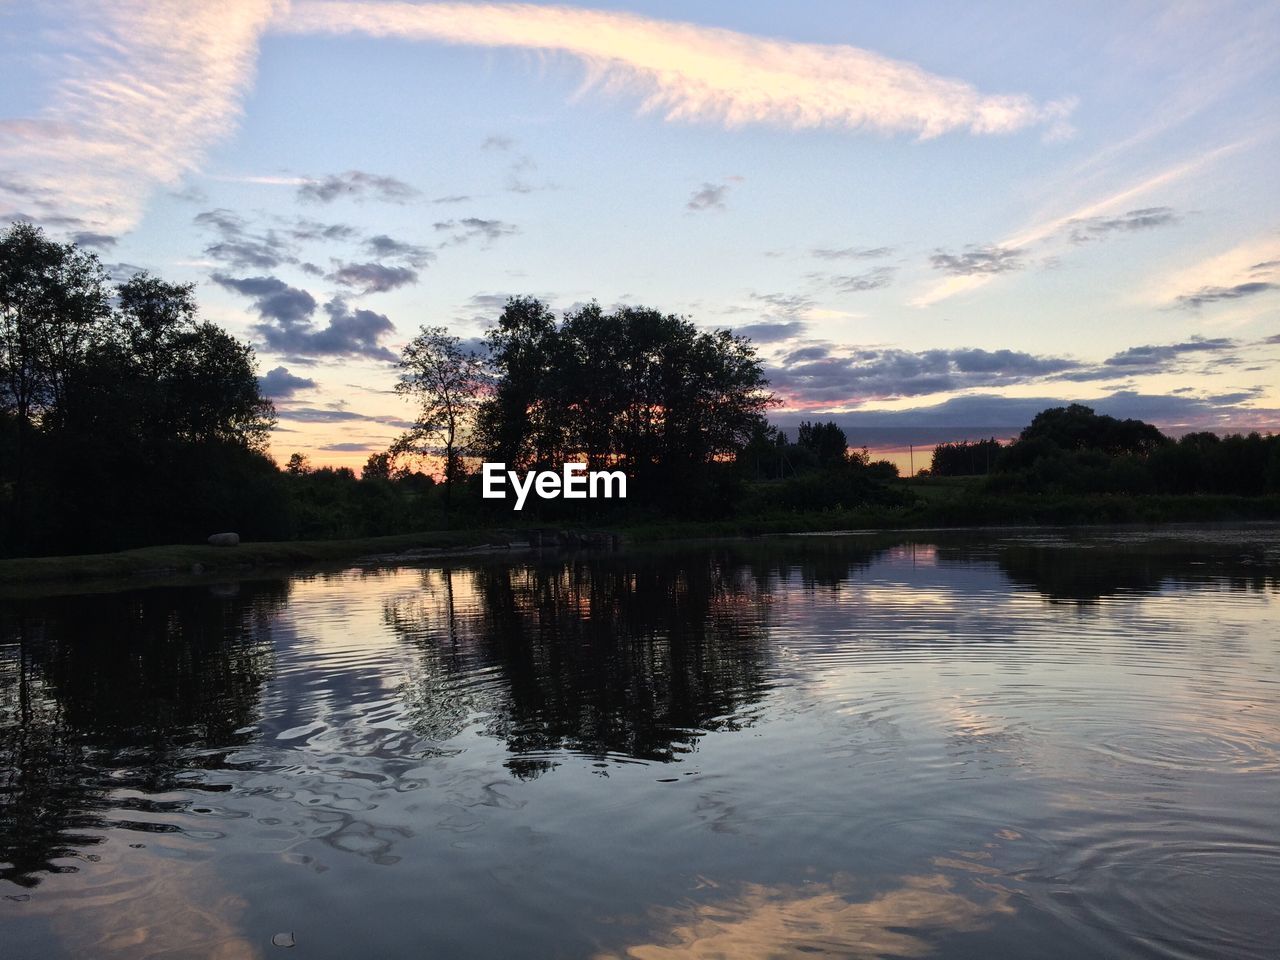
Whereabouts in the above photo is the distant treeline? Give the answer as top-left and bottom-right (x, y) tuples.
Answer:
(929, 404), (1280, 496)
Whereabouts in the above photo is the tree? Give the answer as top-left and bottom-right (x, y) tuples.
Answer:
(476, 298), (774, 512)
(796, 420), (849, 467)
(394, 326), (486, 508)
(286, 452), (311, 475)
(0, 222), (111, 545)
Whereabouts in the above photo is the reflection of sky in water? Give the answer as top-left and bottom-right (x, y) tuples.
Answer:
(1, 532), (1278, 959)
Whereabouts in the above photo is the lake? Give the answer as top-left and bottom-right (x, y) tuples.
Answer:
(2, 529), (1278, 959)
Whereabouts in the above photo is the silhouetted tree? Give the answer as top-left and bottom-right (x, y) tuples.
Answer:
(394, 326), (486, 509)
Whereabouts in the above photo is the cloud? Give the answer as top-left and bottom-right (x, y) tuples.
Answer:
(214, 274), (397, 361)
(1102, 336), (1235, 368)
(830, 267), (895, 292)
(71, 231), (117, 250)
(212, 273), (317, 325)
(481, 135), (514, 150)
(1176, 282), (1276, 308)
(687, 182), (729, 212)
(930, 245), (1024, 276)
(0, 1), (283, 232)
(434, 217), (519, 245)
(319, 441), (377, 452)
(811, 246), (893, 260)
(363, 234), (435, 267)
(275, 406), (413, 428)
(786, 390), (1277, 432)
(196, 208), (295, 269)
(283, 3), (1071, 139)
(296, 170), (419, 204)
(258, 365), (317, 398)
(750, 292), (815, 318)
(287, 218), (358, 242)
(732, 321), (808, 343)
(768, 344), (1080, 405)
(1066, 206), (1179, 243)
(327, 262), (420, 294)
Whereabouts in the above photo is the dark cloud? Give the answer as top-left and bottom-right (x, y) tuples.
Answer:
(768, 345), (1079, 403)
(434, 217), (519, 245)
(195, 208), (295, 270)
(275, 407), (414, 429)
(831, 267), (895, 293)
(319, 442), (377, 452)
(287, 218), (358, 242)
(481, 135), (514, 151)
(193, 208), (247, 236)
(432, 194), (472, 204)
(204, 238), (294, 270)
(1263, 333), (1280, 344)
(213, 274), (396, 361)
(300, 262), (325, 277)
(327, 262), (419, 294)
(782, 389), (1275, 434)
(687, 182), (729, 212)
(364, 234), (434, 267)
(930, 245), (1024, 276)
(1102, 336), (1235, 368)
(811, 246), (893, 260)
(732, 321), (807, 343)
(258, 366), (317, 399)
(71, 231), (116, 250)
(212, 273), (317, 325)
(1067, 206), (1179, 243)
(297, 171), (418, 204)
(1176, 282), (1276, 308)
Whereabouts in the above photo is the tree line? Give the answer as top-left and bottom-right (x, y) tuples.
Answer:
(928, 404), (1280, 496)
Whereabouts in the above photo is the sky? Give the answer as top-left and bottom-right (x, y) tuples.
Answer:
(2, 0), (1278, 470)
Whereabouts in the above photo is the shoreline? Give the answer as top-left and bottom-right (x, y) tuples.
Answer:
(4, 506), (1280, 597)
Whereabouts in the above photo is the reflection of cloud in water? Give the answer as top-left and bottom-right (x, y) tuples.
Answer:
(595, 872), (1013, 959)
(23, 839), (259, 960)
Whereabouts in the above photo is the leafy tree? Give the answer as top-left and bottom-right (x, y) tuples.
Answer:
(394, 326), (487, 507)
(477, 298), (774, 512)
(796, 420), (849, 467)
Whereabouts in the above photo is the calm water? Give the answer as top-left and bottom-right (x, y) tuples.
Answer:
(2, 530), (1278, 959)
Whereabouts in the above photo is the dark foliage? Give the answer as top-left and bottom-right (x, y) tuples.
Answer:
(1, 223), (281, 556)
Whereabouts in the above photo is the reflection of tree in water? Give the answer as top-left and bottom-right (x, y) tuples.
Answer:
(937, 539), (1280, 603)
(385, 548), (793, 777)
(0, 580), (287, 887)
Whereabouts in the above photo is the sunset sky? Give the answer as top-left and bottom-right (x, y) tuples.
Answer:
(2, 0), (1278, 468)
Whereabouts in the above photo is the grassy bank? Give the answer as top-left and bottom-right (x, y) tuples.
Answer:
(0, 528), (509, 590)
(4, 485), (1279, 592)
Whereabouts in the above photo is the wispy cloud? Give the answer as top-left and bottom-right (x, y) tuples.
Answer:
(811, 246), (894, 261)
(434, 217), (519, 245)
(687, 182), (729, 212)
(1066, 206), (1179, 243)
(283, 2), (1072, 138)
(296, 170), (419, 204)
(0, 0), (284, 232)
(930, 246), (1024, 276)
